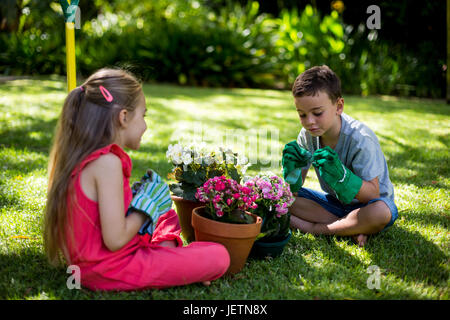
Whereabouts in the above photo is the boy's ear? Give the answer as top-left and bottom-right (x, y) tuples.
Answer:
(336, 97), (344, 115)
(118, 109), (128, 128)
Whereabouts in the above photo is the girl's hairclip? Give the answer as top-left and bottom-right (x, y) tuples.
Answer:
(99, 85), (113, 102)
(79, 86), (84, 92)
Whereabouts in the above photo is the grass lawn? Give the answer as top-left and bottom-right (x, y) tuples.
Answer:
(0, 76), (449, 300)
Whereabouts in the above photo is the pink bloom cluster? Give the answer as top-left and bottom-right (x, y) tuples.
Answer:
(195, 176), (259, 218)
(244, 174), (294, 217)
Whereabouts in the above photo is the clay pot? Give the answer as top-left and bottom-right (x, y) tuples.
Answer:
(191, 206), (262, 274)
(171, 195), (202, 243)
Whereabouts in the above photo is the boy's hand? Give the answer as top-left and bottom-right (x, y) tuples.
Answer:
(127, 170), (172, 235)
(312, 146), (362, 204)
(282, 141), (312, 193)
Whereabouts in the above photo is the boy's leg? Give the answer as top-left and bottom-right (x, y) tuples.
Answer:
(292, 200), (391, 238)
(290, 188), (346, 224)
(289, 196), (339, 224)
(290, 188), (394, 246)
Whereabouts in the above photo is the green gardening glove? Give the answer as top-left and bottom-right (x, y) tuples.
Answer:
(131, 169), (155, 197)
(312, 146), (363, 204)
(282, 141), (312, 193)
(127, 170), (172, 235)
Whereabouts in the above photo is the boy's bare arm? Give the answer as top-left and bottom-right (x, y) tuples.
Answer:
(355, 177), (380, 203)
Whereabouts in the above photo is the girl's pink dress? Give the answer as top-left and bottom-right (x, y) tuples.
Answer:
(65, 144), (230, 291)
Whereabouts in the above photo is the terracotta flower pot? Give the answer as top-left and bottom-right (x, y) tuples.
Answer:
(171, 195), (203, 243)
(191, 206), (262, 274)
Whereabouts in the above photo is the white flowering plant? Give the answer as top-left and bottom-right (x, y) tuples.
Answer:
(166, 142), (251, 201)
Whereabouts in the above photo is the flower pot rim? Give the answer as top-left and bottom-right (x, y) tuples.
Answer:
(255, 229), (292, 246)
(171, 195), (201, 203)
(192, 206), (262, 239)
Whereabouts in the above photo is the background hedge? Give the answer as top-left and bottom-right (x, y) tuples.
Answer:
(0, 0), (446, 98)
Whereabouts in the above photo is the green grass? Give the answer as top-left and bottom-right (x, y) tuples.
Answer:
(0, 77), (449, 300)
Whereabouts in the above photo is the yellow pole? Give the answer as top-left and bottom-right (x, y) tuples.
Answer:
(65, 21), (76, 92)
(61, 0), (78, 92)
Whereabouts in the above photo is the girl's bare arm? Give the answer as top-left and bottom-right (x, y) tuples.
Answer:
(94, 154), (146, 251)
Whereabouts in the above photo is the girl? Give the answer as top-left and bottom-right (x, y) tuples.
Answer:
(44, 68), (230, 291)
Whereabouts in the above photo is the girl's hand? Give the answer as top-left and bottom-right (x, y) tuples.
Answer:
(131, 169), (155, 196)
(128, 172), (172, 235)
(158, 239), (177, 248)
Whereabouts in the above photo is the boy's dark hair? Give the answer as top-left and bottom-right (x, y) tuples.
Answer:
(292, 65), (342, 103)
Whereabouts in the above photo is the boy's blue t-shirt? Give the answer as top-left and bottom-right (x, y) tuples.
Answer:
(297, 112), (395, 205)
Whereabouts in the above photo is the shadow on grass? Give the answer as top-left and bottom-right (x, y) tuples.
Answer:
(285, 226), (448, 298)
(364, 226), (448, 287)
(1, 228), (446, 299)
(401, 211), (449, 230)
(0, 178), (21, 210)
(0, 247), (67, 299)
(272, 233), (377, 299)
(0, 77), (66, 96)
(145, 85), (450, 118)
(379, 133), (449, 190)
(143, 84), (289, 102)
(0, 116), (56, 155)
(1, 83), (63, 95)
(0, 155), (48, 177)
(0, 247), (158, 299)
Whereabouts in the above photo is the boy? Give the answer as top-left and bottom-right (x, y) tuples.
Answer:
(283, 65), (397, 246)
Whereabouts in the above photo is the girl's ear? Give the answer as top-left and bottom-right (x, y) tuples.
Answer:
(118, 109), (128, 128)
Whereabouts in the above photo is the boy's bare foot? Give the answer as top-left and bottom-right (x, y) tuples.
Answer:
(352, 234), (368, 247)
(202, 281), (211, 286)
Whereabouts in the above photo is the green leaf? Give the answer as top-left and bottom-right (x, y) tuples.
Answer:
(226, 210), (254, 224)
(227, 167), (241, 183)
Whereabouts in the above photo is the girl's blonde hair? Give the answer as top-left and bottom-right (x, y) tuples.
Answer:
(44, 68), (143, 266)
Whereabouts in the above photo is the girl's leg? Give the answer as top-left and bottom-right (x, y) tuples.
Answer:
(150, 209), (184, 247)
(120, 210), (229, 290)
(138, 241), (230, 289)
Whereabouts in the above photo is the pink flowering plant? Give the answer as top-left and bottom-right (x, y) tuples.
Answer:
(195, 176), (259, 224)
(244, 173), (295, 240)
